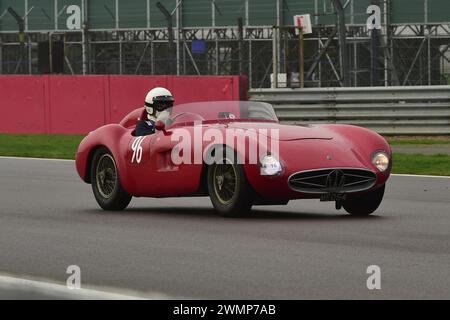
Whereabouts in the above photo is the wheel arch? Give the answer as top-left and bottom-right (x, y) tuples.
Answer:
(198, 143), (254, 193)
(76, 124), (129, 185)
(83, 145), (107, 183)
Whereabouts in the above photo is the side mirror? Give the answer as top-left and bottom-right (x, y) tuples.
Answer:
(155, 120), (166, 131)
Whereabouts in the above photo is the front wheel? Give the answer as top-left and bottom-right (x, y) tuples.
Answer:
(207, 147), (254, 217)
(343, 184), (385, 216)
(91, 147), (132, 211)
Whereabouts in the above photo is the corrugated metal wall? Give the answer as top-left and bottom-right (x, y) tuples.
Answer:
(27, 0), (54, 31)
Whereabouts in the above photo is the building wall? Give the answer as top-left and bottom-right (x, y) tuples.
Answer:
(1, 0), (450, 33)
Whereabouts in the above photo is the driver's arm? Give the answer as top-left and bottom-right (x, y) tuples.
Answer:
(135, 119), (155, 136)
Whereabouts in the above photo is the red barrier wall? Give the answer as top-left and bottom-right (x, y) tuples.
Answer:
(49, 76), (107, 134)
(0, 75), (246, 134)
(0, 76), (46, 134)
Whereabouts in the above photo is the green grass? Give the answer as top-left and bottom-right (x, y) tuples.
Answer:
(386, 136), (450, 145)
(0, 134), (85, 160)
(0, 134), (450, 176)
(392, 153), (450, 176)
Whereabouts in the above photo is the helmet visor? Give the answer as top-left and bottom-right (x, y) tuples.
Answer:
(145, 95), (174, 112)
(153, 101), (174, 112)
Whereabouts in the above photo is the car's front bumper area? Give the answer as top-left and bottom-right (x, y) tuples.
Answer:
(245, 164), (388, 200)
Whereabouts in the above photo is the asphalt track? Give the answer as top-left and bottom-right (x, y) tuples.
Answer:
(0, 157), (449, 299)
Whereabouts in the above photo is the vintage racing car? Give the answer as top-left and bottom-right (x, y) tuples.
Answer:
(75, 101), (392, 217)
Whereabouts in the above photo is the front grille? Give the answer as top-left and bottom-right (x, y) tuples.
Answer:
(288, 168), (377, 194)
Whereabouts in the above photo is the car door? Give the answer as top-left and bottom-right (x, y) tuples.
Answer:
(124, 132), (156, 196)
(125, 127), (202, 197)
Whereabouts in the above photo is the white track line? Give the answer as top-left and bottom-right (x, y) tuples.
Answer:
(1, 156), (449, 179)
(0, 274), (169, 300)
(391, 173), (450, 179)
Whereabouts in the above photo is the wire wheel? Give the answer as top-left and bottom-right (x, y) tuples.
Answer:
(213, 158), (238, 204)
(95, 153), (117, 199)
(207, 146), (254, 217)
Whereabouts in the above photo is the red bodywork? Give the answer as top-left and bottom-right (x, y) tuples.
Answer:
(76, 102), (392, 201)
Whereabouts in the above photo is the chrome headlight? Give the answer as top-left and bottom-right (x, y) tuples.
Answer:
(372, 151), (390, 172)
(260, 155), (283, 176)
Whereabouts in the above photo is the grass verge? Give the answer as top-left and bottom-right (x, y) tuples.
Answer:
(0, 134), (85, 160)
(392, 153), (450, 176)
(386, 136), (450, 145)
(0, 134), (449, 176)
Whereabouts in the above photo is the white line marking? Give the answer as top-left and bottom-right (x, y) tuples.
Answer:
(0, 274), (169, 300)
(391, 173), (450, 179)
(1, 156), (449, 178)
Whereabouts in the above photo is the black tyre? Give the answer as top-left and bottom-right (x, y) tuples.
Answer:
(343, 184), (385, 216)
(91, 147), (132, 211)
(207, 147), (254, 217)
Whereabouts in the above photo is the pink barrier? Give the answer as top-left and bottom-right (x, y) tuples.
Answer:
(0, 75), (247, 134)
(0, 76), (46, 134)
(49, 76), (107, 134)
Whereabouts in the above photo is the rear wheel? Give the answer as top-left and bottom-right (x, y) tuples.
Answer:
(91, 147), (132, 211)
(343, 184), (385, 216)
(207, 147), (253, 217)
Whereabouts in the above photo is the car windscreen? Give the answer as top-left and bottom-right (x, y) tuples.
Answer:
(166, 101), (278, 125)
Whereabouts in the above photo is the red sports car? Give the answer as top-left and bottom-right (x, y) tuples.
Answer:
(76, 101), (392, 217)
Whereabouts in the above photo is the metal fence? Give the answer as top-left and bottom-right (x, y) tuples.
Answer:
(2, 1), (450, 88)
(249, 86), (450, 135)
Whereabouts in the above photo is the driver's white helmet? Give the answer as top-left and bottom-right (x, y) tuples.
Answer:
(144, 87), (174, 116)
